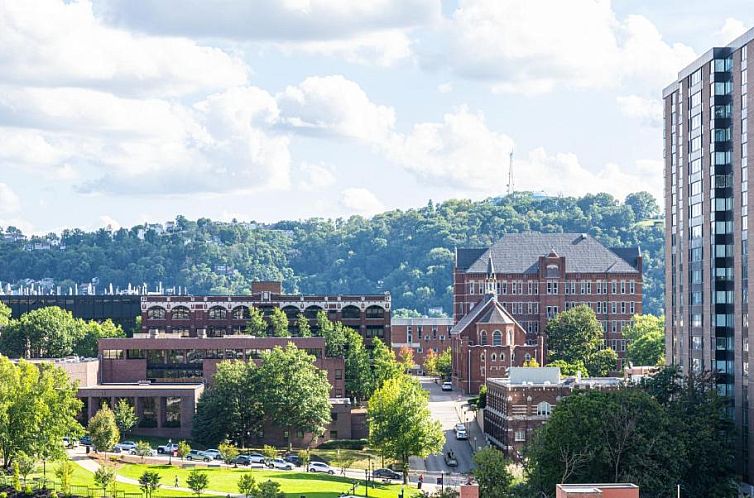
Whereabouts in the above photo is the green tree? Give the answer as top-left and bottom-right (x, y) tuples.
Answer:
(0, 357), (83, 470)
(88, 404), (120, 453)
(296, 313), (312, 337)
(177, 441), (191, 460)
(73, 319), (124, 358)
(585, 348), (618, 377)
(477, 384), (487, 409)
(622, 314), (664, 343)
(297, 449), (310, 468)
(236, 473), (257, 498)
(113, 398), (138, 437)
(319, 312), (347, 356)
(344, 329), (372, 403)
(269, 308), (289, 337)
(472, 447), (513, 497)
(138, 471), (161, 498)
(546, 359), (589, 377)
(218, 441), (239, 465)
(134, 441), (153, 461)
(371, 338), (401, 391)
(55, 460), (75, 496)
(246, 307), (267, 337)
(0, 307), (80, 358)
(625, 191), (660, 220)
(256, 480), (284, 498)
(627, 331), (665, 366)
(397, 345), (415, 373)
(546, 305), (606, 376)
(436, 348), (452, 380)
(423, 349), (439, 377)
(186, 469), (208, 497)
(262, 445), (277, 461)
(15, 453), (35, 485)
(258, 344), (332, 450)
(0, 302), (11, 330)
(94, 465), (116, 497)
(192, 361), (263, 447)
(368, 375), (444, 484)
(11, 461), (20, 492)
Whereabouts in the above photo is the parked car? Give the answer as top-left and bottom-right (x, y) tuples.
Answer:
(454, 423), (466, 433)
(186, 450), (212, 462)
(307, 462), (335, 474)
(157, 443), (178, 454)
(79, 435), (92, 446)
(456, 429), (468, 440)
(243, 453), (266, 464)
(62, 437), (78, 448)
(113, 441), (137, 453)
(373, 468), (401, 480)
(283, 454), (302, 466)
(267, 458), (295, 470)
(441, 382), (453, 391)
(203, 449), (222, 460)
(233, 455), (252, 466)
(130, 448), (158, 457)
(444, 451), (458, 467)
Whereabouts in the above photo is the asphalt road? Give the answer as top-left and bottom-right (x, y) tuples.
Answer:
(409, 377), (477, 480)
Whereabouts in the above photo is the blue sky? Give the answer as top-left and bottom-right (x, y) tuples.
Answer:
(0, 0), (752, 234)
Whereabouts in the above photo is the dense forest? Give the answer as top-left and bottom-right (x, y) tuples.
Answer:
(0, 191), (664, 315)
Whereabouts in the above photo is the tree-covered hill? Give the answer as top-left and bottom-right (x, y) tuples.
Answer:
(0, 191), (664, 315)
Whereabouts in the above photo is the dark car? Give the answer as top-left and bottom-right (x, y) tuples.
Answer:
(373, 468), (401, 480)
(233, 455), (252, 466)
(79, 435), (92, 446)
(283, 454), (302, 466)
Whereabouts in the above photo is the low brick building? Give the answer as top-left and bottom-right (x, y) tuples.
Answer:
(483, 367), (622, 460)
(390, 317), (453, 373)
(556, 484), (639, 498)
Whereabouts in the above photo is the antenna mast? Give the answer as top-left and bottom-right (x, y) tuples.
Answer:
(507, 150), (514, 196)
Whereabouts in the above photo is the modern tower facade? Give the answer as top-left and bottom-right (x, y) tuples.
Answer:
(664, 28), (754, 481)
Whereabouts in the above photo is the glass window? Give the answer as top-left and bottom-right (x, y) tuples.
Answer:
(147, 306), (166, 319)
(208, 306), (227, 320)
(492, 330), (502, 346)
(232, 306), (251, 320)
(341, 306), (361, 319)
(171, 306), (190, 320)
(365, 306), (385, 319)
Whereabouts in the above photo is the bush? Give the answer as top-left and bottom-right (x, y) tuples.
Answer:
(317, 439), (367, 450)
(50, 492), (58, 498)
(23, 484), (32, 496)
(0, 491), (8, 498)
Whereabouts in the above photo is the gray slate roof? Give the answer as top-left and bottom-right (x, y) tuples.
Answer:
(450, 293), (522, 335)
(460, 233), (640, 275)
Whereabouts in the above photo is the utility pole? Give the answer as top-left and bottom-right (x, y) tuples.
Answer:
(507, 150), (514, 196)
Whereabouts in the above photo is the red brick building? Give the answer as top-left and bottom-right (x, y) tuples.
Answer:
(140, 281), (391, 347)
(454, 233), (643, 362)
(450, 267), (544, 394)
(483, 367), (622, 460)
(390, 317), (454, 373)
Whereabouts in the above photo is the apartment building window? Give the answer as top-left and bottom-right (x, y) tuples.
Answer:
(629, 281), (636, 294)
(536, 402), (552, 417)
(611, 302), (617, 314)
(611, 282), (618, 294)
(147, 306), (166, 319)
(630, 302), (635, 314)
(692, 336), (703, 350)
(515, 431), (526, 442)
(547, 282), (558, 295)
(469, 282), (475, 295)
(546, 306), (558, 319)
(621, 302), (626, 314)
(528, 281), (535, 294)
(501, 282), (507, 294)
(335, 369), (342, 380)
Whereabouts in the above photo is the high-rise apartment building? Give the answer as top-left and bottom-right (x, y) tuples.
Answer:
(664, 28), (754, 482)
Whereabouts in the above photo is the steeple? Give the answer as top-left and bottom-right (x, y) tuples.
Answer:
(485, 254), (497, 295)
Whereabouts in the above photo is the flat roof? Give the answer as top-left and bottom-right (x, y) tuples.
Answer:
(391, 317), (454, 325)
(558, 484), (638, 490)
(79, 383), (204, 392)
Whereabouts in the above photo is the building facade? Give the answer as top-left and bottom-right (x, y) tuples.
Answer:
(450, 268), (545, 394)
(390, 317), (454, 373)
(664, 27), (754, 483)
(454, 233), (642, 362)
(483, 367), (622, 461)
(140, 281), (391, 346)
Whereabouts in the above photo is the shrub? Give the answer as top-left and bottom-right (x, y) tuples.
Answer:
(0, 491), (8, 498)
(317, 439), (367, 450)
(23, 484), (33, 496)
(50, 492), (58, 498)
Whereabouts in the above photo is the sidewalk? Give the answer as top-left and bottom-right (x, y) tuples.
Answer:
(454, 399), (486, 454)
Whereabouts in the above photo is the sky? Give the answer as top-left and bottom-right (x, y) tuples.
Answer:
(0, 0), (753, 235)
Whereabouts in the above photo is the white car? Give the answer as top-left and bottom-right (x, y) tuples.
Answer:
(441, 382), (453, 391)
(157, 443), (178, 454)
(246, 453), (266, 464)
(307, 462), (335, 474)
(203, 449), (222, 460)
(454, 423), (466, 433)
(267, 458), (295, 470)
(114, 441), (137, 452)
(62, 437), (78, 448)
(456, 430), (468, 440)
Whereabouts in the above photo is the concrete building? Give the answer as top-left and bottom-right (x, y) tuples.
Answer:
(450, 266), (544, 394)
(663, 27), (754, 482)
(483, 367), (622, 460)
(454, 233), (642, 363)
(390, 317), (454, 373)
(140, 281), (391, 346)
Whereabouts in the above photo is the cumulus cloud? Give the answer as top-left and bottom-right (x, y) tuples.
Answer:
(616, 95), (663, 127)
(278, 75), (395, 142)
(444, 0), (695, 94)
(718, 18), (747, 45)
(297, 162), (337, 191)
(339, 188), (385, 216)
(0, 0), (248, 98)
(98, 215), (121, 230)
(437, 83), (453, 94)
(275, 30), (413, 67)
(0, 183), (21, 214)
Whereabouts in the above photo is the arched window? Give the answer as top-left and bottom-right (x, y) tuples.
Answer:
(341, 305), (361, 319)
(525, 353), (532, 361)
(232, 306), (250, 320)
(480, 331), (488, 346)
(491, 353), (497, 362)
(171, 306), (189, 320)
(537, 401), (552, 417)
(147, 307), (166, 319)
(304, 306), (323, 320)
(282, 306), (300, 319)
(499, 353), (506, 363)
(366, 305), (385, 319)
(507, 330), (514, 345)
(208, 306), (227, 320)
(546, 264), (560, 278)
(492, 330), (502, 346)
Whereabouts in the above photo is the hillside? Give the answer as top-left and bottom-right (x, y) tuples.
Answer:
(0, 191), (664, 316)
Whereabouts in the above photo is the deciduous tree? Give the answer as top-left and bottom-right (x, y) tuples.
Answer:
(94, 464), (116, 497)
(546, 305), (613, 376)
(296, 313), (311, 337)
(472, 447), (513, 497)
(246, 307), (267, 337)
(218, 441), (238, 465)
(269, 308), (288, 337)
(344, 329), (371, 403)
(423, 349), (438, 377)
(186, 469), (208, 497)
(237, 473), (257, 498)
(88, 404), (120, 454)
(436, 348), (452, 380)
(371, 338), (401, 391)
(138, 471), (161, 498)
(113, 399), (137, 437)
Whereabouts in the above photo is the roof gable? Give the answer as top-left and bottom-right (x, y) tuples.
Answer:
(451, 294), (522, 335)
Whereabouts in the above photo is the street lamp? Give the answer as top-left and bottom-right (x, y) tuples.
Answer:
(168, 438), (172, 465)
(473, 436), (477, 453)
(364, 468), (369, 497)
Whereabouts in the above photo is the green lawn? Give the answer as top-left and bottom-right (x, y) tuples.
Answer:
(116, 463), (412, 498)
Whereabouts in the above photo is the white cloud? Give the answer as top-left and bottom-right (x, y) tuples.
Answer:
(616, 95), (663, 127)
(0, 183), (21, 214)
(718, 18), (747, 45)
(275, 30), (413, 67)
(0, 0), (248, 98)
(98, 215), (121, 230)
(278, 75), (395, 142)
(437, 82), (453, 94)
(297, 162), (337, 192)
(339, 188), (385, 216)
(444, 0), (696, 94)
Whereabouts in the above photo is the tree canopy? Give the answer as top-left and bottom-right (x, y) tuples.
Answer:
(545, 305), (617, 376)
(0, 192), (664, 316)
(624, 314), (665, 366)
